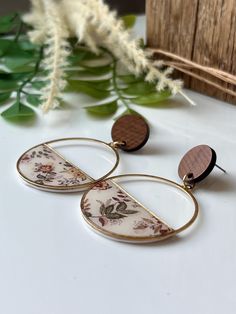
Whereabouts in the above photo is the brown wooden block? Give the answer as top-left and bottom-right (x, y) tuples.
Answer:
(146, 0), (236, 104)
(111, 115), (150, 152)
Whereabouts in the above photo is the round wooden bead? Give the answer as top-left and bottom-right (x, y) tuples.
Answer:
(111, 114), (150, 152)
(178, 145), (217, 183)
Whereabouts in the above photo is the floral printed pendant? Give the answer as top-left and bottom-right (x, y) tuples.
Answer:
(17, 138), (120, 192)
(17, 144), (92, 192)
(81, 180), (174, 243)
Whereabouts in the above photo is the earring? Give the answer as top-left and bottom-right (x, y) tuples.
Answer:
(80, 145), (226, 243)
(16, 114), (149, 192)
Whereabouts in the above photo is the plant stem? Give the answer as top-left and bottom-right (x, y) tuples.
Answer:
(16, 46), (44, 106)
(111, 59), (130, 110)
(103, 48), (130, 111)
(14, 20), (23, 42)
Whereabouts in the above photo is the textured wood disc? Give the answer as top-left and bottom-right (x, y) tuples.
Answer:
(178, 145), (217, 183)
(111, 115), (150, 152)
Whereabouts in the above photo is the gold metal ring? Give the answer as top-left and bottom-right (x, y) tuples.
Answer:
(16, 137), (120, 192)
(182, 173), (195, 190)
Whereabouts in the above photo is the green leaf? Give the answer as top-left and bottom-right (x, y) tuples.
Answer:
(0, 13), (18, 33)
(118, 74), (144, 84)
(68, 50), (100, 65)
(4, 65), (35, 73)
(0, 79), (18, 91)
(0, 40), (36, 58)
(2, 55), (36, 71)
(137, 38), (145, 49)
(65, 80), (110, 99)
(74, 46), (101, 56)
(0, 92), (11, 105)
(0, 39), (12, 55)
(0, 39), (38, 57)
(18, 40), (39, 51)
(26, 94), (41, 106)
(133, 90), (172, 106)
(0, 72), (31, 81)
(115, 108), (142, 120)
(122, 15), (136, 29)
(86, 100), (118, 116)
(1, 101), (35, 119)
(0, 13), (17, 24)
(31, 81), (47, 90)
(79, 64), (111, 75)
(80, 79), (111, 91)
(123, 82), (156, 95)
(0, 42), (37, 70)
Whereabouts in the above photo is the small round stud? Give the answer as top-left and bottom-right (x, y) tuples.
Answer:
(111, 115), (150, 152)
(178, 144), (220, 183)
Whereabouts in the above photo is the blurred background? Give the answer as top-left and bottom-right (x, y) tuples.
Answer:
(1, 0), (145, 15)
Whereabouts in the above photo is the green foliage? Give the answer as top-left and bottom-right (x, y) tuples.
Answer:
(133, 90), (172, 105)
(85, 100), (118, 116)
(121, 15), (136, 29)
(65, 80), (110, 99)
(118, 74), (144, 84)
(0, 13), (18, 33)
(123, 82), (156, 95)
(31, 81), (47, 90)
(26, 94), (41, 106)
(0, 79), (18, 91)
(0, 12), (172, 123)
(0, 92), (11, 105)
(115, 108), (142, 120)
(1, 101), (35, 119)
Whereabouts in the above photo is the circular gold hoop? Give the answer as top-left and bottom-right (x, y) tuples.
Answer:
(81, 174), (199, 243)
(16, 137), (120, 192)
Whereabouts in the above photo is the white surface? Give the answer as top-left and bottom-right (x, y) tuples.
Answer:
(1, 16), (236, 314)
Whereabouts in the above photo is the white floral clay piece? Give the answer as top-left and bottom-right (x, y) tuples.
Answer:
(17, 144), (92, 191)
(81, 180), (174, 243)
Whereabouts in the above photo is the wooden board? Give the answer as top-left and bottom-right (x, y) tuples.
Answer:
(146, 0), (236, 104)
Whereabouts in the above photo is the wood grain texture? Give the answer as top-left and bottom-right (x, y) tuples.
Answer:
(178, 145), (217, 183)
(111, 115), (150, 152)
(146, 0), (236, 104)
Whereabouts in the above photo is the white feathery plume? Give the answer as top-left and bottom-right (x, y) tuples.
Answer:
(24, 0), (188, 112)
(22, 0), (47, 44)
(40, 0), (70, 112)
(62, 0), (182, 95)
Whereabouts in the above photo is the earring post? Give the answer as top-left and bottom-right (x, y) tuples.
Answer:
(215, 164), (227, 173)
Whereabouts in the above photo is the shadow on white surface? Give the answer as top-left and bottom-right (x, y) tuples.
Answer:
(195, 173), (235, 194)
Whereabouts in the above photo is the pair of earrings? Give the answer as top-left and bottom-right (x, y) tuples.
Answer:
(17, 115), (225, 243)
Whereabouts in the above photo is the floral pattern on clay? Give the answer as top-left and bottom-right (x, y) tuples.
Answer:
(18, 144), (92, 187)
(81, 180), (173, 238)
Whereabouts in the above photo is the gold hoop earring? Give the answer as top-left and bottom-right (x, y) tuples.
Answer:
(17, 137), (120, 192)
(81, 174), (198, 243)
(16, 114), (150, 192)
(80, 145), (226, 243)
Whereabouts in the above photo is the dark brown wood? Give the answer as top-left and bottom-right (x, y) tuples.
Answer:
(146, 0), (236, 104)
(111, 115), (149, 152)
(178, 145), (217, 183)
